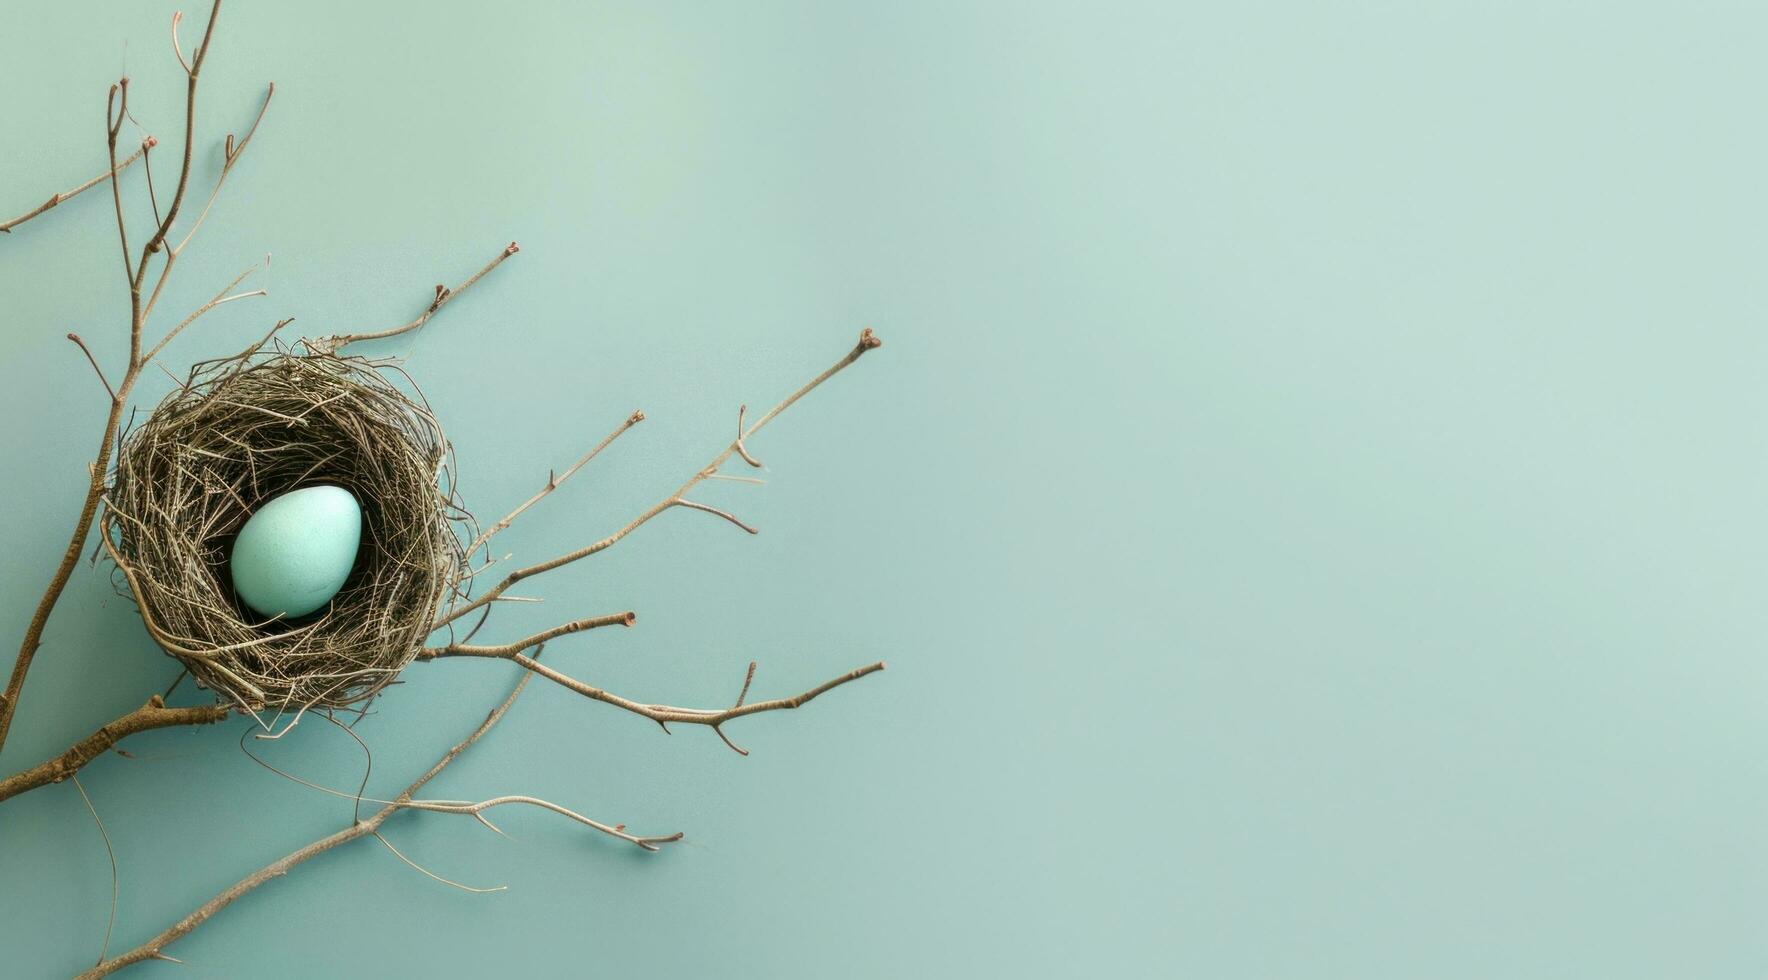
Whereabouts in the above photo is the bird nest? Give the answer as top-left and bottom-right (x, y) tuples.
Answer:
(100, 343), (469, 714)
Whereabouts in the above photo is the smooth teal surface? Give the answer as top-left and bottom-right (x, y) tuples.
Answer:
(4, 1), (1768, 977)
(229, 485), (362, 619)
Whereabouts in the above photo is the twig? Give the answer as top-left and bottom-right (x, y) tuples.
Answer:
(140, 260), (267, 366)
(419, 611), (635, 660)
(372, 831), (503, 893)
(674, 498), (759, 535)
(71, 775), (118, 966)
(66, 334), (118, 401)
(0, 0), (265, 755)
(0, 139), (153, 235)
(309, 242), (521, 353)
(241, 745), (684, 854)
(0, 697), (231, 804)
(508, 656), (884, 753)
(78, 663), (675, 977)
(163, 82), (273, 258)
(461, 410), (645, 563)
(106, 81), (136, 283)
(436, 328), (882, 628)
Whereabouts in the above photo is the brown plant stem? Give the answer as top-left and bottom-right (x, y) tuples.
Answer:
(77, 664), (673, 978)
(419, 611), (636, 660)
(0, 0), (250, 758)
(508, 656), (885, 755)
(310, 241), (521, 353)
(436, 327), (882, 629)
(461, 410), (646, 563)
(0, 140), (154, 235)
(0, 697), (231, 804)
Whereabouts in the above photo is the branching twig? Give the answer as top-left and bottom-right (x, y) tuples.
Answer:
(0, 139), (154, 235)
(163, 82), (273, 259)
(0, 0), (265, 756)
(420, 329), (886, 752)
(141, 260), (267, 366)
(308, 242), (521, 353)
(509, 656), (885, 753)
(436, 328), (882, 628)
(0, 697), (231, 804)
(9, 4), (888, 971)
(78, 664), (676, 977)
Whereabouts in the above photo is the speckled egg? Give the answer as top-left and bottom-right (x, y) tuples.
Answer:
(229, 484), (362, 618)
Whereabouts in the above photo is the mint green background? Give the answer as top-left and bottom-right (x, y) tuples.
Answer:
(4, 1), (1767, 976)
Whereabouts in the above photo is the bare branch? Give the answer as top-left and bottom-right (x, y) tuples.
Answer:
(141, 260), (267, 366)
(79, 664), (677, 977)
(418, 611), (635, 660)
(66, 333), (118, 402)
(461, 409), (645, 563)
(436, 328), (882, 628)
(163, 82), (274, 259)
(106, 81), (136, 284)
(674, 499), (759, 535)
(135, 79), (275, 328)
(0, 697), (232, 804)
(734, 403), (762, 467)
(309, 242), (521, 353)
(502, 655), (884, 754)
(134, 0), (222, 266)
(396, 794), (683, 852)
(0, 0), (258, 755)
(170, 11), (192, 75)
(0, 139), (153, 235)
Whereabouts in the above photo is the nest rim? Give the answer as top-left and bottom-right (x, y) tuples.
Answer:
(101, 342), (471, 714)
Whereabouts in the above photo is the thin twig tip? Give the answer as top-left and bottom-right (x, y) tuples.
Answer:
(505, 241), (520, 255)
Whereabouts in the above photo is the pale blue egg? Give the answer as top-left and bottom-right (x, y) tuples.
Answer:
(229, 485), (362, 619)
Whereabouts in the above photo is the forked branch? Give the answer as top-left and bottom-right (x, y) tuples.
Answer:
(0, 0), (261, 756)
(425, 601), (881, 754)
(511, 656), (886, 755)
(0, 697), (231, 803)
(78, 666), (676, 978)
(437, 328), (882, 627)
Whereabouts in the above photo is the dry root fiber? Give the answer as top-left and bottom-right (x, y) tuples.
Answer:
(101, 341), (469, 713)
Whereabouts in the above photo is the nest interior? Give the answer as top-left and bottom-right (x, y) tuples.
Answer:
(102, 346), (468, 713)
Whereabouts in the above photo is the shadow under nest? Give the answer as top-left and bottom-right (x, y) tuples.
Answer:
(100, 338), (475, 715)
